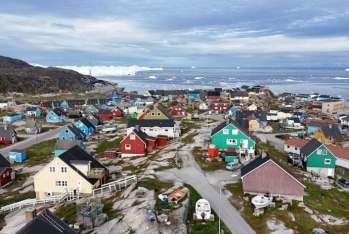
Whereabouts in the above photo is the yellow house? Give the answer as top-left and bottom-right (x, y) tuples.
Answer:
(314, 128), (325, 143)
(34, 146), (107, 199)
(248, 91), (259, 96)
(143, 104), (173, 120)
(248, 104), (257, 111)
(249, 120), (260, 131)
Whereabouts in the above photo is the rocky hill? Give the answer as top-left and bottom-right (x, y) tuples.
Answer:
(0, 55), (96, 94)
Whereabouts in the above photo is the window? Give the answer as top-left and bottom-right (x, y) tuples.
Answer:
(2, 174), (5, 178)
(317, 149), (327, 155)
(61, 167), (67, 173)
(324, 159), (331, 164)
(49, 167), (55, 173)
(55, 181), (68, 186)
(6, 172), (9, 176)
(223, 129), (229, 134)
(62, 181), (68, 186)
(125, 144), (131, 150)
(232, 129), (238, 135)
(130, 134), (135, 140)
(287, 145), (290, 148)
(227, 139), (237, 145)
(165, 129), (168, 132)
(65, 130), (69, 133)
(157, 113), (161, 116)
(295, 147), (298, 150)
(151, 113), (155, 116)
(55, 181), (61, 186)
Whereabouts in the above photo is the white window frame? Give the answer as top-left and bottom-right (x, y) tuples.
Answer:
(226, 139), (237, 145)
(62, 181), (68, 187)
(324, 159), (331, 164)
(55, 181), (61, 186)
(223, 129), (229, 135)
(61, 167), (67, 173)
(125, 144), (131, 150)
(232, 129), (238, 135)
(151, 113), (155, 116)
(49, 167), (55, 173)
(130, 134), (135, 140)
(157, 112), (161, 116)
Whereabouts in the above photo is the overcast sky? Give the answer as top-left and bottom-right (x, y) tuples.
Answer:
(1, 0), (349, 67)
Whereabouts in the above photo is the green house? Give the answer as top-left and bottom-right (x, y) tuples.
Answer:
(86, 113), (104, 126)
(211, 119), (255, 154)
(300, 138), (336, 177)
(143, 104), (173, 120)
(54, 140), (86, 157)
(85, 105), (99, 113)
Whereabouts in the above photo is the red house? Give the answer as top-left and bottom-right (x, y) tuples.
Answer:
(121, 127), (147, 157)
(97, 109), (113, 120)
(111, 107), (125, 117)
(146, 136), (157, 152)
(207, 91), (221, 101)
(170, 105), (188, 117)
(0, 126), (19, 146)
(138, 108), (151, 120)
(241, 152), (305, 201)
(211, 102), (230, 112)
(0, 153), (14, 188)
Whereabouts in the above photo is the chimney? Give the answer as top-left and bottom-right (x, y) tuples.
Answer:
(135, 125), (140, 131)
(261, 151), (267, 159)
(329, 124), (332, 129)
(226, 118), (230, 125)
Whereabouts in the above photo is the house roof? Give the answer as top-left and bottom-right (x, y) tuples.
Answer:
(66, 125), (87, 137)
(0, 126), (14, 141)
(305, 119), (333, 126)
(319, 125), (343, 141)
(51, 108), (66, 116)
(308, 121), (337, 128)
(235, 110), (267, 121)
(153, 104), (173, 119)
(241, 152), (305, 187)
(24, 119), (41, 128)
(171, 105), (188, 114)
(98, 109), (112, 114)
(26, 107), (38, 111)
(88, 113), (104, 123)
(342, 116), (349, 121)
(211, 119), (251, 138)
(68, 110), (81, 116)
(0, 153), (11, 174)
(284, 138), (309, 148)
(54, 140), (83, 150)
(58, 145), (107, 185)
(127, 119), (175, 128)
(15, 208), (76, 234)
(326, 145), (349, 161)
(207, 91), (220, 96)
(78, 118), (96, 130)
(300, 138), (323, 156)
(105, 148), (119, 152)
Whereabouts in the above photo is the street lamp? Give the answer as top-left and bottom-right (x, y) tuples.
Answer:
(219, 174), (238, 234)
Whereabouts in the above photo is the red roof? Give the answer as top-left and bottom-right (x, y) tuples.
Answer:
(305, 118), (333, 127)
(326, 145), (349, 161)
(284, 138), (309, 148)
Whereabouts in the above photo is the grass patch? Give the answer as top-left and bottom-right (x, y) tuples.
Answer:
(13, 92), (109, 103)
(113, 116), (129, 124)
(185, 184), (231, 234)
(94, 137), (122, 157)
(24, 138), (56, 165)
(55, 202), (77, 225)
(192, 147), (225, 171)
(180, 120), (201, 135)
(181, 132), (199, 144)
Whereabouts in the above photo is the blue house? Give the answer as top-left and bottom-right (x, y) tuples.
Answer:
(3, 113), (21, 123)
(112, 94), (123, 103)
(9, 149), (27, 162)
(293, 112), (306, 120)
(60, 101), (68, 108)
(46, 108), (67, 123)
(307, 121), (342, 134)
(188, 91), (200, 99)
(58, 125), (87, 141)
(73, 118), (96, 135)
(54, 140), (86, 157)
(26, 107), (41, 117)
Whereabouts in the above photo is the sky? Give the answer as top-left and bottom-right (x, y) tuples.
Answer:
(1, 0), (349, 67)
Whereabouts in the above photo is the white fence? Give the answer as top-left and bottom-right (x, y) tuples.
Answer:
(92, 175), (137, 197)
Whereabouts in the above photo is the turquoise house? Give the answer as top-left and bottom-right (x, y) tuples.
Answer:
(112, 94), (123, 103)
(9, 149), (27, 162)
(211, 119), (255, 152)
(3, 113), (21, 123)
(60, 101), (68, 108)
(26, 107), (41, 117)
(73, 118), (96, 135)
(300, 138), (336, 177)
(54, 140), (86, 157)
(85, 105), (99, 113)
(58, 125), (87, 141)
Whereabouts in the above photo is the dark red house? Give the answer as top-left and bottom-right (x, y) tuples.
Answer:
(170, 105), (188, 117)
(211, 102), (230, 112)
(111, 107), (125, 117)
(146, 136), (157, 152)
(97, 109), (113, 120)
(207, 91), (221, 101)
(241, 152), (305, 201)
(0, 153), (14, 188)
(121, 127), (147, 157)
(104, 148), (121, 159)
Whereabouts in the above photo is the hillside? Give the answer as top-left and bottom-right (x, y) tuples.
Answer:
(0, 55), (96, 94)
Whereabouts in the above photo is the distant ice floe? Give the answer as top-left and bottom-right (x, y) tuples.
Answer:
(194, 77), (204, 80)
(334, 77), (349, 80)
(30, 64), (163, 76)
(148, 75), (157, 79)
(345, 68), (349, 71)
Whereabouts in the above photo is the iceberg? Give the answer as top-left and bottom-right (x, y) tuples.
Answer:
(148, 75), (157, 79)
(345, 68), (349, 71)
(334, 77), (349, 80)
(30, 64), (163, 76)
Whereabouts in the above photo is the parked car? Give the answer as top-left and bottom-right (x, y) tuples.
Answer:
(338, 178), (349, 187)
(275, 134), (285, 140)
(226, 162), (241, 171)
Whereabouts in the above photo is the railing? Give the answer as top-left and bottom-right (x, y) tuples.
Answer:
(92, 175), (137, 197)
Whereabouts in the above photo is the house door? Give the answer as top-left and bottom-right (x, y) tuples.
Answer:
(76, 180), (83, 193)
(327, 168), (333, 177)
(241, 140), (248, 149)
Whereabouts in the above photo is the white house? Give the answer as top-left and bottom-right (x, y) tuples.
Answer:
(126, 119), (180, 138)
(128, 105), (147, 114)
(284, 138), (309, 154)
(0, 100), (10, 109)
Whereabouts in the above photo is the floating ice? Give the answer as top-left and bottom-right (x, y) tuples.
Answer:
(148, 75), (157, 79)
(334, 77), (349, 80)
(194, 77), (204, 80)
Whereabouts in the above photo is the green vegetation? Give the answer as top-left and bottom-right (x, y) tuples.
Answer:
(185, 184), (230, 234)
(192, 147), (225, 171)
(25, 138), (56, 165)
(94, 137), (122, 157)
(180, 120), (201, 135)
(13, 92), (109, 103)
(55, 202), (77, 225)
(181, 132), (199, 144)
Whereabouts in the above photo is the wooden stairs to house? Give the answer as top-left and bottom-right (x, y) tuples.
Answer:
(0, 175), (138, 214)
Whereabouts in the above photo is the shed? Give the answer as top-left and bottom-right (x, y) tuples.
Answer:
(156, 135), (168, 147)
(105, 148), (120, 159)
(9, 149), (27, 162)
(224, 152), (238, 163)
(146, 136), (157, 153)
